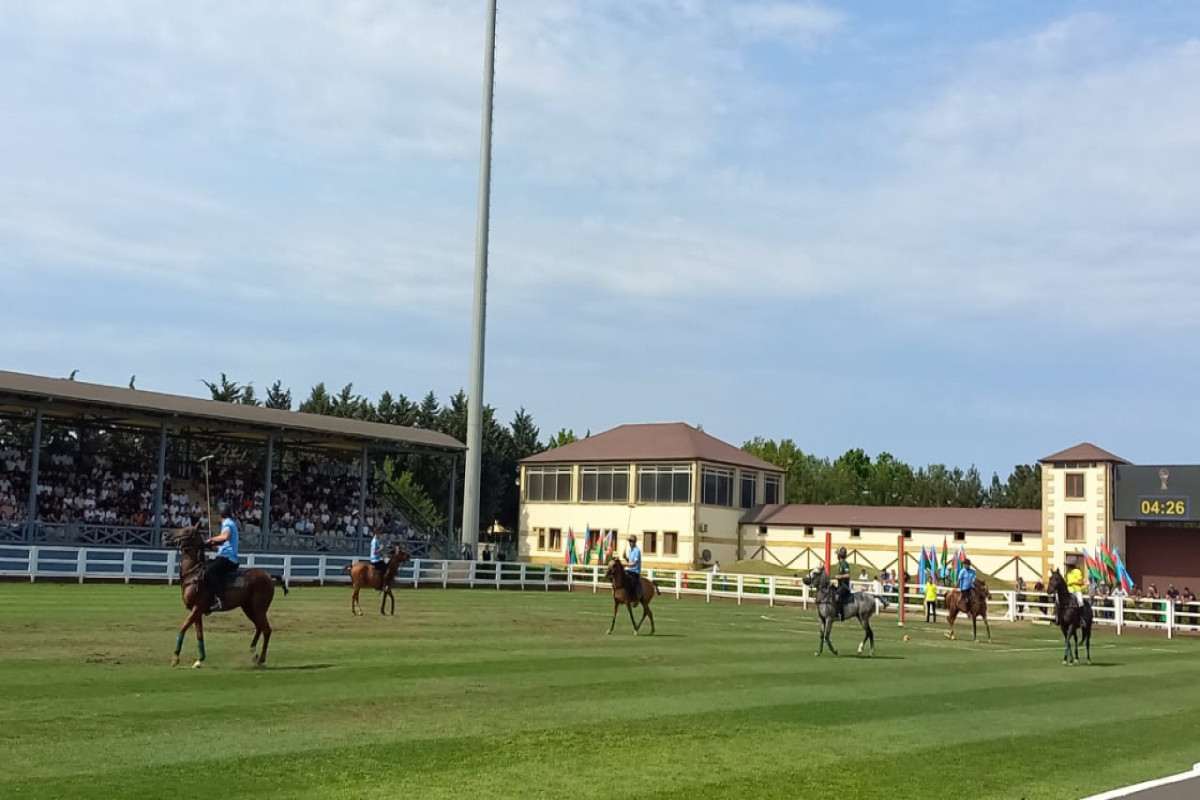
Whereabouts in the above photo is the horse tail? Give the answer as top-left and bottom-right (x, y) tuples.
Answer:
(273, 574), (290, 596)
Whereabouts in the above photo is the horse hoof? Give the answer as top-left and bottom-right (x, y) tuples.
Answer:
(192, 660), (203, 669)
(606, 631), (612, 636)
(171, 655), (180, 668)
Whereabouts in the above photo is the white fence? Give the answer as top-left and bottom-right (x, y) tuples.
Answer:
(2, 545), (1196, 638)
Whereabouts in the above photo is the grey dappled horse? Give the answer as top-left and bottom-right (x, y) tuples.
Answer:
(802, 568), (886, 656)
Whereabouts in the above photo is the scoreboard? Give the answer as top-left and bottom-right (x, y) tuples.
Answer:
(1112, 465), (1200, 522)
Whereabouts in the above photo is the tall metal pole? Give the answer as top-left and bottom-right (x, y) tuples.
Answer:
(358, 445), (370, 556)
(462, 0), (498, 555)
(262, 434), (274, 551)
(448, 454), (459, 554)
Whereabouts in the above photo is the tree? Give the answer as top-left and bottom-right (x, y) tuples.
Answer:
(265, 381), (292, 410)
(202, 373), (245, 403)
(298, 383), (333, 416)
(547, 429), (578, 449)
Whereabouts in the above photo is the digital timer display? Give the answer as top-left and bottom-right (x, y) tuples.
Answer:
(1137, 496), (1189, 519)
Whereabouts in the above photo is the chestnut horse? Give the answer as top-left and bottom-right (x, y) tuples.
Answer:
(164, 525), (288, 668)
(342, 544), (410, 616)
(604, 559), (659, 635)
(945, 579), (992, 643)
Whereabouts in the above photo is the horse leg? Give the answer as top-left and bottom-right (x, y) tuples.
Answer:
(607, 598), (618, 635)
(244, 604), (261, 661)
(192, 615), (206, 669)
(946, 608), (957, 640)
(639, 601), (654, 635)
(971, 613), (978, 642)
(388, 585), (395, 616)
(1061, 627), (1071, 664)
(626, 601), (639, 635)
(253, 607), (272, 667)
(1084, 626), (1092, 665)
(379, 587), (388, 616)
(982, 614), (991, 644)
(858, 618), (874, 656)
(352, 584), (362, 616)
(173, 607), (200, 667)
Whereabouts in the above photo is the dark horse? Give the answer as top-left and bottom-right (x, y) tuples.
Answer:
(604, 559), (659, 635)
(164, 525), (288, 668)
(945, 579), (992, 642)
(342, 544), (410, 616)
(801, 568), (885, 656)
(1047, 570), (1093, 665)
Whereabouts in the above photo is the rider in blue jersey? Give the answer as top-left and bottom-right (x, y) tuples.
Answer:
(956, 558), (977, 611)
(369, 531), (387, 582)
(624, 535), (643, 603)
(204, 501), (239, 612)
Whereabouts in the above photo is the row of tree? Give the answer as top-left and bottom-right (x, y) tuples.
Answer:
(741, 438), (1041, 509)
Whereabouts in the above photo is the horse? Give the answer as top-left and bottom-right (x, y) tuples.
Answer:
(164, 525), (288, 668)
(604, 559), (659, 635)
(342, 544), (410, 616)
(1046, 569), (1092, 665)
(801, 568), (886, 656)
(944, 579), (992, 643)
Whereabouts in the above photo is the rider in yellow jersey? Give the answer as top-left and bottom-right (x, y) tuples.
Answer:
(1066, 563), (1087, 611)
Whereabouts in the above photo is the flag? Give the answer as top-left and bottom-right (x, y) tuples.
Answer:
(940, 537), (949, 578)
(1099, 540), (1118, 587)
(1114, 546), (1134, 593)
(918, 547), (926, 587)
(582, 525), (592, 565)
(565, 528), (577, 566)
(1082, 549), (1103, 584)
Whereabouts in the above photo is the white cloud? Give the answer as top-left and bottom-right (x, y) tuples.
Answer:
(728, 2), (845, 48)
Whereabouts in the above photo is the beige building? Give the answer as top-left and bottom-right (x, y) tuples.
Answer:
(519, 427), (1197, 587)
(518, 423), (785, 568)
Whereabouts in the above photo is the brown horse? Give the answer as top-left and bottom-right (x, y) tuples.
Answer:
(164, 525), (288, 668)
(342, 544), (410, 616)
(945, 579), (992, 642)
(604, 559), (659, 635)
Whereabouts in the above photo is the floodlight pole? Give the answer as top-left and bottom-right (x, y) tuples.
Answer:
(462, 0), (498, 558)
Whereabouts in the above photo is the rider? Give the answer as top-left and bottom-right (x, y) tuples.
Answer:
(624, 534), (643, 603)
(955, 558), (977, 611)
(369, 531), (388, 584)
(1066, 560), (1087, 614)
(203, 501), (239, 613)
(833, 547), (852, 621)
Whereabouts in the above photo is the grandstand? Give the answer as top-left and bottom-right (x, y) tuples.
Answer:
(0, 370), (464, 558)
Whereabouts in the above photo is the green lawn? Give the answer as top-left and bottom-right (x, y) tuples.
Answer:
(1, 583), (1197, 800)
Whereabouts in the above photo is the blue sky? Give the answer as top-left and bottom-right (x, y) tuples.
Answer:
(3, 1), (1200, 477)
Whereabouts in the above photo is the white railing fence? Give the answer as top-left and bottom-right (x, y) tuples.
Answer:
(1, 545), (1195, 638)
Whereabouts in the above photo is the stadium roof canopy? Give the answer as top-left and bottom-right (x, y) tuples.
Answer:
(0, 370), (464, 456)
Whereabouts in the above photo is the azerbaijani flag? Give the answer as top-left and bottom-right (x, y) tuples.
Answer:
(565, 528), (576, 565)
(1099, 540), (1118, 587)
(940, 537), (949, 578)
(918, 547), (926, 587)
(1114, 546), (1134, 592)
(1082, 549), (1103, 584)
(582, 525), (592, 564)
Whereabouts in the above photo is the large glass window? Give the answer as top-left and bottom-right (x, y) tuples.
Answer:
(702, 466), (734, 507)
(580, 466), (630, 503)
(764, 474), (781, 505)
(524, 466), (573, 503)
(637, 465), (692, 504)
(740, 471), (757, 509)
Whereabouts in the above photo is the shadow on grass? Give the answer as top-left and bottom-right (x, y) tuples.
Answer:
(265, 663), (335, 671)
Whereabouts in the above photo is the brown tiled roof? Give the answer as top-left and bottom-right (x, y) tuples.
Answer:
(741, 504), (1042, 533)
(1039, 442), (1129, 465)
(0, 370), (463, 453)
(521, 422), (782, 472)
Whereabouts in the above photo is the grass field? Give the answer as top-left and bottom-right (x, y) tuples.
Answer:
(2, 583), (1198, 800)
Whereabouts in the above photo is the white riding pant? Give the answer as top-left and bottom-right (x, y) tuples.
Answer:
(1073, 591), (1086, 608)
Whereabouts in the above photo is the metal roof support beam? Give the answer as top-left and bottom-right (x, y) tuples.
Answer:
(152, 422), (167, 546)
(357, 444), (370, 557)
(24, 409), (42, 541)
(263, 433), (275, 546)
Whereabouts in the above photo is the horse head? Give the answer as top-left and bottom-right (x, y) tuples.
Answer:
(388, 545), (410, 564)
(164, 524), (206, 556)
(604, 559), (624, 582)
(1046, 570), (1066, 598)
(801, 568), (827, 588)
(974, 579), (991, 600)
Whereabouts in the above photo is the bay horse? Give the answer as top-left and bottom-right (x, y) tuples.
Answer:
(945, 579), (992, 643)
(802, 568), (886, 656)
(342, 544), (410, 616)
(1047, 569), (1092, 665)
(604, 559), (659, 635)
(164, 525), (288, 668)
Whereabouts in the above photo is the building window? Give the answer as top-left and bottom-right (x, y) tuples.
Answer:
(548, 528), (562, 550)
(525, 466), (573, 503)
(1065, 473), (1085, 500)
(637, 465), (692, 504)
(804, 526), (814, 537)
(954, 531), (965, 542)
(740, 471), (757, 509)
(902, 529), (912, 539)
(850, 528), (861, 538)
(764, 475), (781, 505)
(663, 531), (678, 556)
(1065, 515), (1084, 542)
(702, 466), (734, 507)
(536, 528), (546, 551)
(644, 531), (658, 554)
(1010, 532), (1024, 545)
(758, 525), (768, 536)
(580, 466), (630, 503)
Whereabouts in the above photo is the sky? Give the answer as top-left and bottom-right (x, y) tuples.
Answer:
(2, 1), (1200, 478)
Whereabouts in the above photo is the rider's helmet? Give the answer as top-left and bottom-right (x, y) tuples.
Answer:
(216, 500), (232, 518)
(963, 558), (972, 568)
(628, 534), (637, 544)
(836, 546), (847, 558)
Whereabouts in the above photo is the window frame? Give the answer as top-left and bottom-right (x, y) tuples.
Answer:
(548, 528), (562, 550)
(1065, 472), (1085, 500)
(739, 471), (757, 509)
(636, 464), (693, 504)
(524, 466), (575, 503)
(701, 466), (735, 507)
(954, 530), (966, 542)
(579, 465), (631, 504)
(764, 474), (782, 505)
(1065, 515), (1085, 542)
(536, 528), (546, 551)
(663, 531), (678, 556)
(644, 531), (658, 554)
